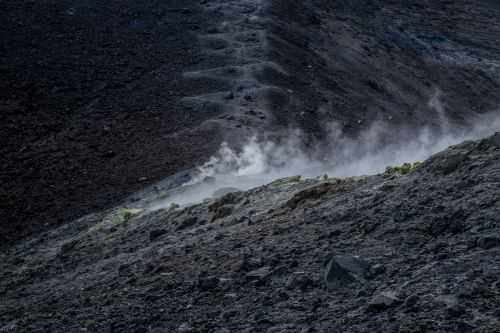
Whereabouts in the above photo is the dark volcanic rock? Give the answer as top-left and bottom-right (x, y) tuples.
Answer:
(149, 229), (168, 242)
(477, 235), (500, 249)
(246, 266), (272, 281)
(2, 134), (500, 332)
(285, 272), (315, 291)
(324, 255), (371, 289)
(197, 276), (220, 291)
(368, 291), (402, 311)
(211, 205), (234, 221)
(176, 217), (199, 231)
(59, 239), (79, 254)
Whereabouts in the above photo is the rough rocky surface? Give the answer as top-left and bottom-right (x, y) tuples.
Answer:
(1, 0), (225, 245)
(2, 133), (500, 332)
(2, 0), (500, 245)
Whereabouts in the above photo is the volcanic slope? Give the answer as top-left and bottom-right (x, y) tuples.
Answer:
(2, 0), (500, 245)
(2, 133), (500, 332)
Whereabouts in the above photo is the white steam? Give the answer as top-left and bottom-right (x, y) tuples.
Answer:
(148, 94), (499, 210)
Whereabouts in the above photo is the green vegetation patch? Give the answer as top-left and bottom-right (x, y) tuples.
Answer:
(385, 161), (422, 175)
(115, 208), (143, 223)
(269, 175), (302, 187)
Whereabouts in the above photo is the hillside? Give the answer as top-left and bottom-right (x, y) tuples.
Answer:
(2, 1), (500, 331)
(1, 133), (500, 332)
(2, 0), (500, 245)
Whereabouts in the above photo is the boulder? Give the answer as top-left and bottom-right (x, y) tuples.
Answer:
(324, 255), (371, 289)
(285, 272), (314, 291)
(197, 276), (219, 291)
(246, 266), (272, 281)
(149, 229), (168, 242)
(477, 235), (500, 249)
(213, 187), (240, 198)
(211, 205), (234, 221)
(178, 323), (194, 333)
(367, 291), (402, 311)
(176, 216), (199, 230)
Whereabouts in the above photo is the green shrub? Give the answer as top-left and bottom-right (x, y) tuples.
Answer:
(269, 175), (302, 186)
(110, 208), (143, 225)
(385, 161), (422, 175)
(168, 203), (180, 212)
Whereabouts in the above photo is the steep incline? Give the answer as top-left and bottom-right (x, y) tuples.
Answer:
(2, 133), (500, 332)
(2, 0), (500, 247)
(1, 0), (226, 245)
(265, 0), (500, 138)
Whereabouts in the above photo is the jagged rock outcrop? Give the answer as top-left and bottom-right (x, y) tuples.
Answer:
(2, 133), (500, 332)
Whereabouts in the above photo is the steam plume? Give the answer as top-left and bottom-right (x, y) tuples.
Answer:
(148, 93), (499, 210)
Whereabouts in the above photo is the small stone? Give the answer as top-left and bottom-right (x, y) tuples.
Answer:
(213, 187), (239, 198)
(435, 294), (465, 318)
(218, 278), (234, 291)
(285, 272), (314, 291)
(328, 229), (342, 237)
(177, 216), (198, 230)
(178, 323), (193, 332)
(432, 241), (448, 254)
(197, 276), (219, 291)
(214, 233), (226, 240)
(101, 150), (116, 158)
(477, 235), (500, 249)
(206, 27), (217, 34)
(60, 239), (78, 254)
(246, 266), (272, 281)
(403, 295), (420, 308)
(149, 229), (168, 242)
(324, 255), (371, 289)
(367, 264), (386, 278)
(446, 304), (466, 318)
(221, 309), (238, 320)
(272, 265), (288, 276)
(356, 289), (369, 297)
(211, 205), (234, 221)
(215, 329), (231, 333)
(1, 321), (19, 332)
(367, 291), (402, 311)
(456, 321), (475, 332)
(168, 203), (180, 212)
(209, 192), (242, 211)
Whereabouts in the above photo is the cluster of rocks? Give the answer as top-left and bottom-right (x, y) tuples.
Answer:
(2, 133), (500, 332)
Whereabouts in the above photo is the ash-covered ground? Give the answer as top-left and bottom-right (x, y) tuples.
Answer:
(2, 0), (500, 245)
(1, 1), (500, 332)
(2, 132), (500, 332)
